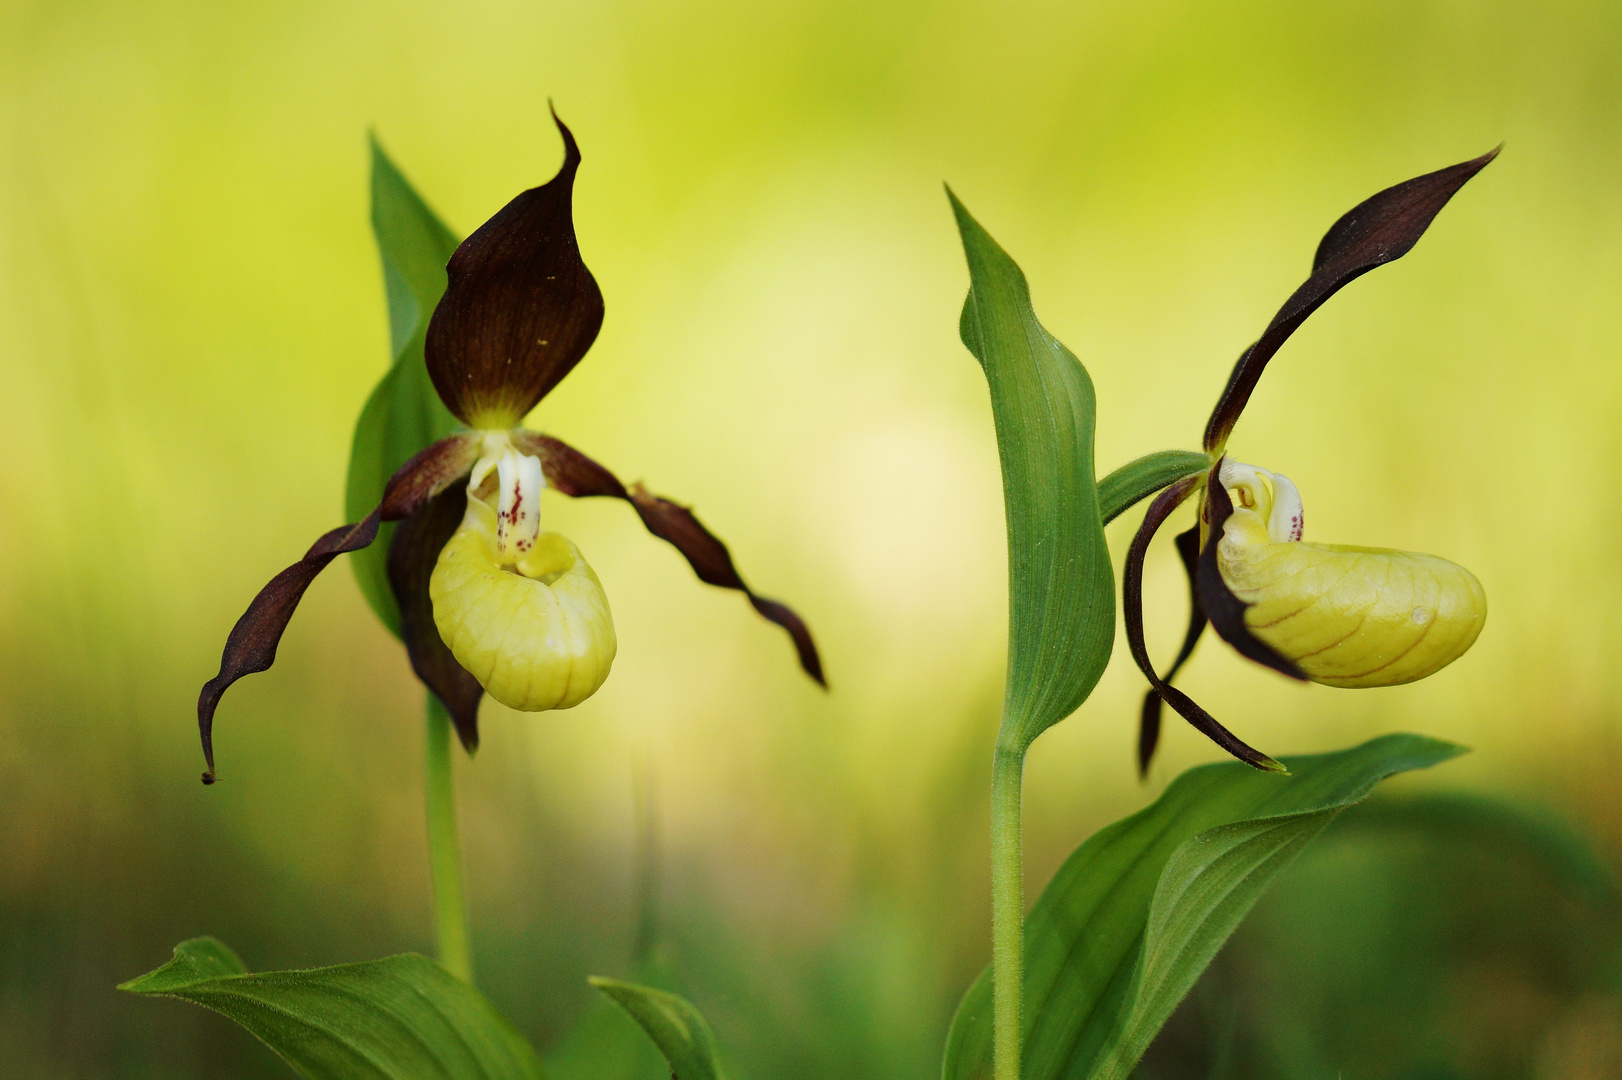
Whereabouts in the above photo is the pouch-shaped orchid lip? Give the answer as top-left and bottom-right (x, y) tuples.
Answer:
(1207, 459), (1487, 689)
(1197, 458), (1310, 682)
(1200, 456), (1486, 689)
(425, 108), (604, 430)
(1229, 541), (1486, 687)
(430, 498), (616, 713)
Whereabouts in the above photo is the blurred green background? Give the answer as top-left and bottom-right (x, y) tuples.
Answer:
(2, 0), (1621, 1076)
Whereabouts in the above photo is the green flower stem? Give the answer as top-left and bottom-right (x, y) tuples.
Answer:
(990, 743), (1026, 1080)
(425, 695), (473, 984)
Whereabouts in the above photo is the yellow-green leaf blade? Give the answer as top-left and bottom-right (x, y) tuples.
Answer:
(120, 938), (547, 1080)
(588, 977), (727, 1080)
(345, 141), (465, 637)
(942, 734), (1466, 1080)
(950, 192), (1113, 749)
(1097, 450), (1210, 526)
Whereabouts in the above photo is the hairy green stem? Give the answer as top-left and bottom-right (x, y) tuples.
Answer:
(991, 743), (1026, 1080)
(425, 696), (473, 984)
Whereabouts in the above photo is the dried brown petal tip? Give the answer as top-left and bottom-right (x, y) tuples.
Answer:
(425, 112), (604, 429)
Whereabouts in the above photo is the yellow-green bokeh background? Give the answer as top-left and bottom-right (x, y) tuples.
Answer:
(2, 0), (1620, 1075)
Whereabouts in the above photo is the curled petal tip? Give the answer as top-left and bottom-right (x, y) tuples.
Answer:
(548, 102), (581, 164)
(1209, 458), (1487, 688)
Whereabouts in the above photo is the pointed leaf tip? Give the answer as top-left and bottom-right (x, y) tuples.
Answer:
(591, 977), (727, 1080)
(122, 940), (547, 1079)
(943, 734), (1463, 1080)
(949, 192), (1114, 749)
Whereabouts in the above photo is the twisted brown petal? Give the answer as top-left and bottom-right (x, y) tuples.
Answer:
(387, 485), (484, 752)
(1123, 472), (1283, 773)
(1137, 523), (1208, 777)
(424, 109), (604, 429)
(196, 433), (480, 783)
(1204, 146), (1499, 452)
(1195, 457), (1308, 682)
(515, 431), (826, 686)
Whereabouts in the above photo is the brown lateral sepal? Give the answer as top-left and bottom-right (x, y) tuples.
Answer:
(1138, 522), (1208, 777)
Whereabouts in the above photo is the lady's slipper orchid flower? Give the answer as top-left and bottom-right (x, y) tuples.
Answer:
(197, 114), (823, 783)
(1124, 148), (1497, 775)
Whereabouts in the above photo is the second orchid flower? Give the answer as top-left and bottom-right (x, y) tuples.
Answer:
(1125, 148), (1497, 773)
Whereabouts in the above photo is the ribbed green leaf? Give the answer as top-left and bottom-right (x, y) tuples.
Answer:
(589, 977), (727, 1080)
(1153, 791), (1622, 1077)
(120, 938), (548, 1080)
(345, 139), (464, 637)
(941, 734), (1465, 1080)
(949, 192), (1113, 750)
(1097, 450), (1209, 526)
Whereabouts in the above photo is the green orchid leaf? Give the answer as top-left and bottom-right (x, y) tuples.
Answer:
(1097, 450), (1210, 526)
(949, 192), (1113, 750)
(588, 977), (727, 1080)
(119, 938), (548, 1080)
(345, 139), (465, 637)
(941, 734), (1465, 1080)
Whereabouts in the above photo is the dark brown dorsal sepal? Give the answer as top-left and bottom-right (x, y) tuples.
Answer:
(425, 108), (605, 430)
(1203, 147), (1499, 453)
